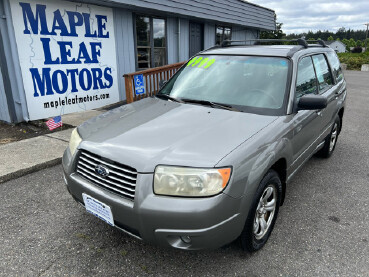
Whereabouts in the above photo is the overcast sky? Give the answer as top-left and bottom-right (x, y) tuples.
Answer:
(250, 0), (369, 34)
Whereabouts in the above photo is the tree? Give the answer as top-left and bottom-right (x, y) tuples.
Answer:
(305, 31), (315, 40)
(356, 40), (362, 47)
(285, 27), (367, 41)
(328, 36), (334, 41)
(342, 39), (350, 52)
(336, 27), (346, 40)
(349, 38), (356, 48)
(260, 22), (285, 39)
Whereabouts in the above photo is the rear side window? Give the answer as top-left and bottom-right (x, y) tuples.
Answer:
(312, 54), (333, 93)
(296, 56), (318, 98)
(327, 52), (343, 82)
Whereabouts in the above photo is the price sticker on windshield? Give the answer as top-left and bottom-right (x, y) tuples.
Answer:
(187, 57), (216, 69)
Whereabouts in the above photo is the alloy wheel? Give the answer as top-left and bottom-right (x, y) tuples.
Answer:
(253, 184), (277, 240)
(329, 123), (338, 152)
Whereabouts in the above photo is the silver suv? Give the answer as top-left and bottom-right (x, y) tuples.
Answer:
(62, 39), (346, 252)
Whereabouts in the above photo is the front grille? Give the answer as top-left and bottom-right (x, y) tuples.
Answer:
(76, 151), (137, 201)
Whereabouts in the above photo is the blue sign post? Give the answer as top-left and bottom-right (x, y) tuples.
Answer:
(134, 74), (145, 95)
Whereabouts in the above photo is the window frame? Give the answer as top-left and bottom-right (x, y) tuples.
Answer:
(295, 55), (319, 99)
(215, 26), (232, 45)
(295, 52), (336, 100)
(310, 53), (334, 95)
(134, 14), (167, 71)
(326, 51), (344, 84)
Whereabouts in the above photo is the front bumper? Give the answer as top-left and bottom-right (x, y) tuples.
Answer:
(62, 149), (245, 250)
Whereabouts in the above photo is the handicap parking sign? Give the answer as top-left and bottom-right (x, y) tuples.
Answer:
(134, 74), (145, 95)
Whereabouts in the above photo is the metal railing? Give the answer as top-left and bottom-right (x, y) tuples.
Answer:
(123, 62), (185, 103)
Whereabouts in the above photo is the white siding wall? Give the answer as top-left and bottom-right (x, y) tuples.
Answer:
(1, 0), (29, 122)
(168, 20), (215, 64)
(167, 17), (179, 64)
(179, 19), (190, 62)
(114, 8), (136, 101)
(330, 42), (346, 53)
(232, 27), (259, 43)
(104, 0), (276, 31)
(204, 23), (216, 49)
(0, 67), (11, 122)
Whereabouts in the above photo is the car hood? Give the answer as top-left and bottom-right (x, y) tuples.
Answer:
(78, 98), (278, 172)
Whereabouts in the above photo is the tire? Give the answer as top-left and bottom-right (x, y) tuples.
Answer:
(316, 115), (341, 158)
(240, 169), (282, 252)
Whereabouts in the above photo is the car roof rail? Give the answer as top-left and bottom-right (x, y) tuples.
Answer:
(221, 38), (328, 48)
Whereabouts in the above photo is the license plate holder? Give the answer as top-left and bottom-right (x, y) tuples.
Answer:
(82, 193), (114, 226)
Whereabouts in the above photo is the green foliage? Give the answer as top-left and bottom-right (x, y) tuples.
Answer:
(338, 52), (369, 70)
(260, 22), (285, 39)
(364, 38), (369, 51)
(286, 27), (367, 41)
(265, 22), (367, 52)
(342, 39), (350, 51)
(349, 38), (356, 47)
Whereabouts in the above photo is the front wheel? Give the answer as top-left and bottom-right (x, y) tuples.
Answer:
(240, 170), (282, 252)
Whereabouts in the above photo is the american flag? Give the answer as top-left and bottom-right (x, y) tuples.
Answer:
(46, 116), (63, 131)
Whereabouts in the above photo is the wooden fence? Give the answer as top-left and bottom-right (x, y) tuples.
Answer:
(123, 62), (186, 104)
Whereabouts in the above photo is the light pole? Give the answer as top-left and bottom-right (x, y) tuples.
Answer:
(365, 23), (369, 52)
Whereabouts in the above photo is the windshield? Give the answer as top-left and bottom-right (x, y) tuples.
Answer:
(158, 55), (290, 115)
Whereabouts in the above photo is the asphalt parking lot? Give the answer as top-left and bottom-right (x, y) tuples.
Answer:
(1, 70), (369, 277)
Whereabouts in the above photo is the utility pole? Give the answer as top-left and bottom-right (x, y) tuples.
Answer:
(365, 23), (369, 52)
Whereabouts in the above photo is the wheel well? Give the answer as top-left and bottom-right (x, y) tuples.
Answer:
(338, 108), (344, 134)
(271, 158), (287, 206)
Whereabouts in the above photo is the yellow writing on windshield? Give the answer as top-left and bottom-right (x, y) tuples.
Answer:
(187, 57), (216, 69)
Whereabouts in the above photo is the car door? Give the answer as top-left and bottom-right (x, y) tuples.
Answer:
(289, 55), (322, 174)
(326, 51), (347, 120)
(310, 54), (336, 136)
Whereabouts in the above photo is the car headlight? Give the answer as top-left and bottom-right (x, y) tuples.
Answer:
(69, 128), (82, 156)
(154, 166), (232, 197)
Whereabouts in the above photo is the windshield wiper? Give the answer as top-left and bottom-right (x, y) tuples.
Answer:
(155, 94), (184, 103)
(180, 98), (240, 112)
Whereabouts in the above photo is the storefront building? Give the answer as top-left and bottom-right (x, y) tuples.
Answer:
(0, 0), (275, 123)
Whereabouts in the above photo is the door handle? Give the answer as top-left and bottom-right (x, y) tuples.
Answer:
(336, 89), (345, 95)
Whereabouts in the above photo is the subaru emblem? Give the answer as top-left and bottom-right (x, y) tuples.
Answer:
(95, 164), (110, 177)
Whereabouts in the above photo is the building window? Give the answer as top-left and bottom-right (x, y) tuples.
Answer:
(136, 16), (166, 70)
(215, 26), (232, 45)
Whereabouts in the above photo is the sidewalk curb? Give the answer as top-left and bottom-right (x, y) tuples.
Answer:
(0, 108), (111, 184)
(0, 157), (62, 184)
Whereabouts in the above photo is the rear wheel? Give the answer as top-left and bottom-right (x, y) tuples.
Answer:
(240, 170), (282, 252)
(317, 115), (341, 158)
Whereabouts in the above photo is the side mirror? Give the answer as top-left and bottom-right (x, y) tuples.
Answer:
(159, 80), (167, 89)
(297, 94), (327, 111)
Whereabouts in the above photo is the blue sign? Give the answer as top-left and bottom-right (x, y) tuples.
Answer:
(134, 74), (145, 95)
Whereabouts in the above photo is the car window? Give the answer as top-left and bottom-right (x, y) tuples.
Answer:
(327, 52), (343, 82)
(159, 55), (290, 115)
(296, 56), (318, 98)
(312, 54), (333, 93)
